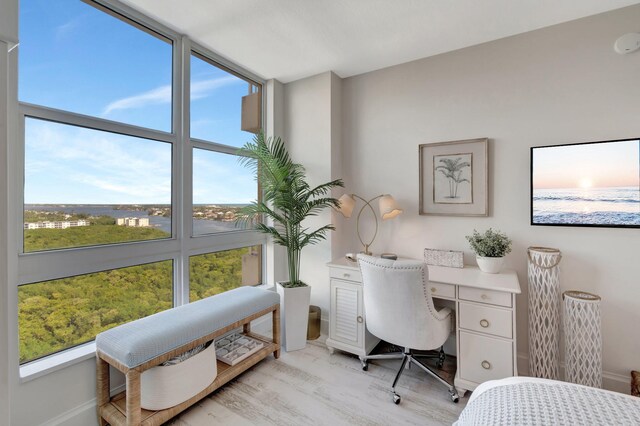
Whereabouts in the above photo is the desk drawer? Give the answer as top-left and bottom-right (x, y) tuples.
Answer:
(330, 267), (362, 283)
(459, 286), (512, 308)
(459, 331), (513, 384)
(428, 282), (456, 299)
(459, 302), (512, 338)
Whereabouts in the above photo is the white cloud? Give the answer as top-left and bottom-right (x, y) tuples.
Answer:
(25, 120), (172, 203)
(102, 76), (241, 115)
(55, 18), (82, 41)
(191, 76), (239, 100)
(103, 85), (171, 115)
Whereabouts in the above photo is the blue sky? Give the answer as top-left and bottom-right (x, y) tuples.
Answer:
(21, 0), (257, 204)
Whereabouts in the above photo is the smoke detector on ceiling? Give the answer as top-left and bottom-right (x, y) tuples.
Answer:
(614, 33), (640, 54)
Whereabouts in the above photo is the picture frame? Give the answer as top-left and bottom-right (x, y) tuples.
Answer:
(419, 138), (488, 216)
(531, 137), (640, 228)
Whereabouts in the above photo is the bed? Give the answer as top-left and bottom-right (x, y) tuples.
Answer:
(455, 377), (640, 425)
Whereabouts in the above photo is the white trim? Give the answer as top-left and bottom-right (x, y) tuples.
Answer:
(19, 342), (96, 382)
(36, 397), (96, 426)
(34, 382), (126, 426)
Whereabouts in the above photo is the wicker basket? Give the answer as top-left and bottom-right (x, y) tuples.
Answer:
(140, 341), (217, 410)
(563, 291), (602, 388)
(527, 246), (562, 380)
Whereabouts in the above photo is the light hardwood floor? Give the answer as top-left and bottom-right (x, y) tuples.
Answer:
(169, 340), (467, 425)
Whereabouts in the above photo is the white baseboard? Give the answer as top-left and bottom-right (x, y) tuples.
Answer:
(38, 398), (97, 426)
(517, 352), (630, 394)
(38, 384), (126, 426)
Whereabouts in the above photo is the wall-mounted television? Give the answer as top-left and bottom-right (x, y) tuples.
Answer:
(531, 138), (640, 228)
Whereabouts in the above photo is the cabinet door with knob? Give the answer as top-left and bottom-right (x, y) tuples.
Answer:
(329, 279), (363, 349)
(326, 261), (380, 357)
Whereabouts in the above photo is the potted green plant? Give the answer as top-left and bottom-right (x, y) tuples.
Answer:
(237, 132), (343, 351)
(465, 228), (512, 274)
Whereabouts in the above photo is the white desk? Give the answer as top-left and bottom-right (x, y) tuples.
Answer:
(326, 258), (521, 395)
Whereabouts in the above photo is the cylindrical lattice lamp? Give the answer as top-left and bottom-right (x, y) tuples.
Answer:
(563, 291), (602, 388)
(527, 246), (562, 380)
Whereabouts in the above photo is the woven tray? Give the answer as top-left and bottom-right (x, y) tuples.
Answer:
(215, 332), (264, 366)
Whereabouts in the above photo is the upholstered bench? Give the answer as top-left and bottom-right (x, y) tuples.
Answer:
(95, 286), (280, 426)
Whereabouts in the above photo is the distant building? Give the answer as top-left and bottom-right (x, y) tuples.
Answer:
(24, 220), (89, 230)
(116, 217), (150, 227)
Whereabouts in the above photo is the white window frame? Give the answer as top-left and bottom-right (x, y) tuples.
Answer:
(16, 0), (268, 379)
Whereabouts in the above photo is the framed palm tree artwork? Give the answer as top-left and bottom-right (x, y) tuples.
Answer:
(419, 138), (488, 216)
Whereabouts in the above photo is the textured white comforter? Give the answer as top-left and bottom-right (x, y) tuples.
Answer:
(455, 377), (640, 425)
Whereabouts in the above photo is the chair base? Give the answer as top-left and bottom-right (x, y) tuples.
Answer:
(360, 347), (459, 404)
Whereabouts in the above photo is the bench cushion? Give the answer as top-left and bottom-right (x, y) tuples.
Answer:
(96, 286), (279, 369)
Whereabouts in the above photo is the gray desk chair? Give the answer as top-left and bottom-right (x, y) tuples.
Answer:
(357, 254), (459, 404)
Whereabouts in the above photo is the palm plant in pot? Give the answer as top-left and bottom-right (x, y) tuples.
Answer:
(236, 132), (343, 351)
(466, 228), (512, 274)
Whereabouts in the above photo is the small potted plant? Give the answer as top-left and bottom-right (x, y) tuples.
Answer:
(465, 228), (512, 274)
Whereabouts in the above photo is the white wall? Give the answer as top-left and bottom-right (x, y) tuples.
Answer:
(335, 5), (640, 392)
(283, 71), (343, 324)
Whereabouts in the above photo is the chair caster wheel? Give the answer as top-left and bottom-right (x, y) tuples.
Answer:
(360, 358), (368, 371)
(449, 390), (459, 403)
(393, 393), (401, 404)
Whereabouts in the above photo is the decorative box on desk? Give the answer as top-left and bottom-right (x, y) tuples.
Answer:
(326, 258), (521, 396)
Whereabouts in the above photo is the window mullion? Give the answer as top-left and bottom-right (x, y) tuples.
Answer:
(19, 102), (176, 144)
(176, 35), (191, 306)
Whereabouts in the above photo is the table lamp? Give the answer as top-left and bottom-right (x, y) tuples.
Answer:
(337, 193), (403, 255)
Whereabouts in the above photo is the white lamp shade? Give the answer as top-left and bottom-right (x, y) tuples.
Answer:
(379, 194), (403, 220)
(338, 194), (355, 218)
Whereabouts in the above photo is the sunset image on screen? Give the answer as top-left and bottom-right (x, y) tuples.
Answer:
(532, 139), (640, 226)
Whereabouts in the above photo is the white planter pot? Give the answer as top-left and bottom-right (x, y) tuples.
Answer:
(476, 256), (505, 274)
(277, 282), (311, 352)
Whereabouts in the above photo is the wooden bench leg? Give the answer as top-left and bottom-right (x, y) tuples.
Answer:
(273, 305), (281, 359)
(126, 370), (142, 426)
(96, 355), (110, 426)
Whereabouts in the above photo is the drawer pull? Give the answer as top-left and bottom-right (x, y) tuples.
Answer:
(343, 273), (351, 278)
(481, 360), (491, 370)
(431, 287), (437, 293)
(481, 294), (489, 300)
(479, 319), (490, 328)
(357, 316), (363, 323)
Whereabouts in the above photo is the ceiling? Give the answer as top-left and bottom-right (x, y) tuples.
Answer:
(121, 0), (639, 83)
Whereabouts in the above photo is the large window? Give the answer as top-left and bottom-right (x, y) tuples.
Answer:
(189, 246), (262, 302)
(18, 260), (173, 363)
(24, 118), (172, 252)
(190, 52), (259, 146)
(19, 0), (172, 131)
(192, 148), (256, 235)
(17, 0), (264, 366)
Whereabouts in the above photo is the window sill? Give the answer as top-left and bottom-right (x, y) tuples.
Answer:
(19, 283), (276, 382)
(20, 342), (97, 383)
